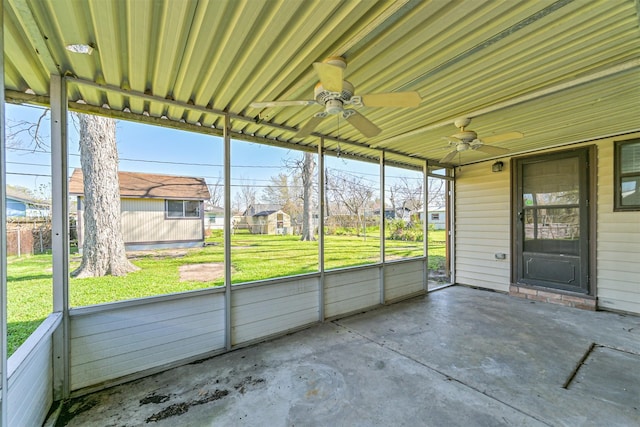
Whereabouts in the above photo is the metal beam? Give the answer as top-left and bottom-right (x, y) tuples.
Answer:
(423, 160), (429, 291)
(379, 151), (385, 305)
(223, 114), (232, 351)
(50, 74), (70, 399)
(0, 0), (8, 422)
(318, 138), (325, 322)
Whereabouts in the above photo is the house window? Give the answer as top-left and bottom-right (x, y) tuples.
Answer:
(276, 213), (284, 229)
(166, 200), (201, 218)
(431, 213), (440, 221)
(615, 140), (640, 211)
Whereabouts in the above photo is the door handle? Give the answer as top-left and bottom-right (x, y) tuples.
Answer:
(518, 211), (524, 222)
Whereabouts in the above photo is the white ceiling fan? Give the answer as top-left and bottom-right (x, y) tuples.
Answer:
(250, 57), (421, 138)
(439, 117), (523, 163)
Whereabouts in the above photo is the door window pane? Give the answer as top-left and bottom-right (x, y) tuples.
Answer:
(523, 157), (579, 206)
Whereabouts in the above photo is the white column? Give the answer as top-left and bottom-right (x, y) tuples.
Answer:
(318, 139), (325, 321)
(423, 161), (429, 291)
(223, 114), (232, 350)
(0, 0), (8, 421)
(379, 152), (385, 304)
(50, 74), (70, 399)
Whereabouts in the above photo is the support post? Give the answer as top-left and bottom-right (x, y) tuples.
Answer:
(0, 0), (8, 421)
(423, 161), (429, 291)
(51, 74), (70, 400)
(223, 114), (232, 350)
(318, 138), (325, 321)
(379, 151), (385, 304)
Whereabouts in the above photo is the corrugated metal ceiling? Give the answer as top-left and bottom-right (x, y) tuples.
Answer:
(4, 0), (640, 169)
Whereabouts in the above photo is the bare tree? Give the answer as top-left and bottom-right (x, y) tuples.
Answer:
(327, 170), (373, 237)
(427, 177), (446, 210)
(262, 173), (293, 208)
(71, 115), (138, 278)
(207, 174), (223, 207)
(235, 179), (257, 214)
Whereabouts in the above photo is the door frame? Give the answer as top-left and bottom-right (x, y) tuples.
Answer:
(510, 146), (597, 296)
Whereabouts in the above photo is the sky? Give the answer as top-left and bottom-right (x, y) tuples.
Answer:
(4, 102), (425, 207)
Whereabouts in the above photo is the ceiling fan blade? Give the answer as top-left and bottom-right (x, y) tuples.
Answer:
(295, 113), (327, 138)
(474, 144), (510, 155)
(313, 62), (343, 93)
(481, 131), (523, 144)
(250, 100), (316, 108)
(440, 150), (459, 163)
(343, 110), (382, 138)
(360, 91), (421, 108)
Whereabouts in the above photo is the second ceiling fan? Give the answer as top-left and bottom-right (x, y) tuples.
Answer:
(250, 57), (421, 138)
(440, 117), (523, 163)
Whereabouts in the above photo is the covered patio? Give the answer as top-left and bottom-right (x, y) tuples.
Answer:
(1, 1), (639, 426)
(54, 286), (640, 426)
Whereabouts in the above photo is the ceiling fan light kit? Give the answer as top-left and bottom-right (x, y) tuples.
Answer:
(250, 56), (421, 138)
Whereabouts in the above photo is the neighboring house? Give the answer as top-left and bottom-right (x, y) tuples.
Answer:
(5, 187), (50, 219)
(243, 203), (281, 216)
(204, 205), (225, 230)
(249, 210), (291, 235)
(375, 207), (412, 220)
(417, 207), (447, 230)
(69, 169), (210, 251)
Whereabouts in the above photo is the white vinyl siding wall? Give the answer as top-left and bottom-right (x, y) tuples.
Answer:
(121, 198), (202, 243)
(70, 291), (225, 391)
(454, 134), (640, 314)
(231, 277), (319, 345)
(324, 266), (380, 319)
(7, 314), (60, 427)
(455, 162), (511, 292)
(595, 139), (640, 313)
(65, 264), (427, 393)
(384, 259), (425, 302)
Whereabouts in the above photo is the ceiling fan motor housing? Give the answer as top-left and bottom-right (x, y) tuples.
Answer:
(452, 130), (478, 143)
(314, 80), (355, 114)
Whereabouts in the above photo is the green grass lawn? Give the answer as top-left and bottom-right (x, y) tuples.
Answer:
(6, 230), (447, 356)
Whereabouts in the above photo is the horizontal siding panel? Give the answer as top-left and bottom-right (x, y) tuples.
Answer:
(598, 241), (640, 253)
(70, 293), (226, 390)
(8, 334), (52, 427)
(121, 199), (203, 243)
(71, 295), (222, 337)
(455, 249), (511, 261)
(599, 297), (640, 314)
(597, 231), (640, 243)
(324, 279), (379, 302)
(598, 251), (640, 263)
(232, 278), (319, 345)
(324, 267), (380, 318)
(232, 307), (318, 345)
(595, 139), (640, 314)
(456, 275), (509, 292)
(384, 260), (424, 301)
(325, 294), (380, 318)
(71, 312), (221, 365)
(325, 267), (379, 287)
(598, 278), (639, 293)
(72, 332), (224, 390)
(455, 224), (510, 232)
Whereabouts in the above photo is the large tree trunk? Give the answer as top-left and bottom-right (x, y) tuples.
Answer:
(300, 152), (316, 241)
(71, 115), (138, 278)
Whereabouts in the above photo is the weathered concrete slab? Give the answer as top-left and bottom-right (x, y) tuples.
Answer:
(54, 286), (640, 426)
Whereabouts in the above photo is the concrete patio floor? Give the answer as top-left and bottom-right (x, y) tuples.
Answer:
(52, 286), (640, 426)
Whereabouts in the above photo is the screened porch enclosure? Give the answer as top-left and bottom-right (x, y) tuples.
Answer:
(1, 1), (640, 426)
